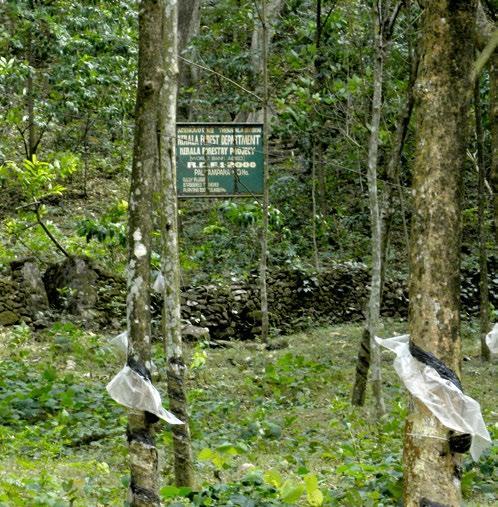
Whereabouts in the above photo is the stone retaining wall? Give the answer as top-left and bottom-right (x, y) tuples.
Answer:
(176, 263), (408, 339)
(0, 259), (49, 327)
(0, 257), (493, 340)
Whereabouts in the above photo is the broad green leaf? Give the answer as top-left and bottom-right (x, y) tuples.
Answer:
(198, 448), (213, 461)
(212, 453), (227, 469)
(160, 485), (179, 498)
(263, 469), (282, 488)
(279, 480), (304, 503)
(307, 489), (324, 506)
(177, 487), (192, 497)
(304, 474), (323, 506)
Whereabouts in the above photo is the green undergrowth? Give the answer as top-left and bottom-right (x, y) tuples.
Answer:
(0, 320), (496, 506)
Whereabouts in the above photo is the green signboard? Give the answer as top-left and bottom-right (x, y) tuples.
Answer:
(176, 123), (263, 197)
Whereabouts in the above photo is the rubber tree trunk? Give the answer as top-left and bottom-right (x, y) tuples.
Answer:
(381, 45), (418, 266)
(251, 0), (282, 77)
(403, 1), (476, 505)
(241, 0), (282, 124)
(177, 0), (200, 120)
(491, 53), (498, 243)
(351, 43), (417, 407)
(313, 0), (329, 217)
(475, 79), (491, 361)
(126, 1), (167, 504)
(27, 65), (36, 159)
(158, 0), (195, 488)
(352, 1), (402, 414)
(26, 0), (36, 160)
(311, 143), (320, 270)
(260, 0), (270, 344)
(363, 3), (386, 418)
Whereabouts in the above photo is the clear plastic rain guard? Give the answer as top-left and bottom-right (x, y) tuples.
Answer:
(107, 365), (183, 425)
(108, 331), (158, 376)
(485, 323), (498, 354)
(152, 272), (164, 293)
(375, 334), (491, 461)
(109, 331), (128, 358)
(107, 329), (182, 425)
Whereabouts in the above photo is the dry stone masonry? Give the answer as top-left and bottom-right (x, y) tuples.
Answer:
(0, 256), (494, 340)
(0, 258), (50, 327)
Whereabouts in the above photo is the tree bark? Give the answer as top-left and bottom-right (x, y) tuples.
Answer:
(251, 0), (282, 82)
(475, 79), (491, 361)
(351, 0), (403, 412)
(311, 143), (320, 270)
(364, 2), (386, 418)
(260, 0), (270, 344)
(381, 45), (418, 268)
(27, 69), (36, 159)
(490, 53), (498, 243)
(403, 1), (476, 505)
(126, 1), (166, 504)
(178, 0), (200, 73)
(313, 0), (327, 216)
(239, 0), (283, 124)
(26, 0), (36, 160)
(177, 0), (200, 120)
(158, 0), (195, 488)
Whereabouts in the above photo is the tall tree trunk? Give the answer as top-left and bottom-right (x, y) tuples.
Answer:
(403, 1), (476, 505)
(26, 0), (36, 160)
(238, 0), (282, 123)
(126, 1), (167, 504)
(491, 53), (498, 243)
(363, 2), (386, 418)
(381, 45), (418, 268)
(352, 0), (403, 412)
(158, 0), (195, 488)
(475, 79), (491, 361)
(27, 70), (35, 159)
(313, 0), (327, 216)
(352, 58), (416, 406)
(177, 0), (200, 120)
(251, 0), (282, 75)
(260, 0), (270, 343)
(82, 115), (91, 198)
(311, 142), (320, 270)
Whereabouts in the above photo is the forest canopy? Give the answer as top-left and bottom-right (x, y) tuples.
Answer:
(0, 1), (497, 506)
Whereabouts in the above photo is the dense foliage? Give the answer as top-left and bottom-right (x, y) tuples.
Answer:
(0, 1), (496, 505)
(0, 0), (492, 280)
(0, 322), (495, 506)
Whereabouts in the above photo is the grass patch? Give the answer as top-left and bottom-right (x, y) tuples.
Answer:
(0, 320), (496, 506)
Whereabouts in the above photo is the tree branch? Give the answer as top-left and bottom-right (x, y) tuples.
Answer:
(32, 114), (53, 155)
(320, 1), (339, 33)
(15, 125), (29, 159)
(252, 0), (263, 25)
(386, 0), (405, 38)
(178, 55), (262, 102)
(472, 29), (498, 82)
(34, 204), (70, 258)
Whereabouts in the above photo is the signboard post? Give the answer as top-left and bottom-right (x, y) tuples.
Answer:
(176, 123), (263, 198)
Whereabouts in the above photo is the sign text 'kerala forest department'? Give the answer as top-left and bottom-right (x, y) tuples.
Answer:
(176, 123), (263, 197)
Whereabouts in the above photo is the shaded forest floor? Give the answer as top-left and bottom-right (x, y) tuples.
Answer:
(0, 320), (496, 506)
